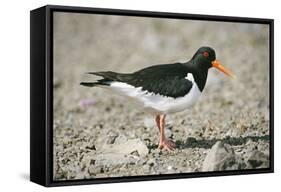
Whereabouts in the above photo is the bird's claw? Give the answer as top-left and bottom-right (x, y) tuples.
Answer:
(158, 139), (176, 151)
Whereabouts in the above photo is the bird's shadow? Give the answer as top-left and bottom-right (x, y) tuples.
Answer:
(177, 135), (269, 149)
(148, 135), (269, 150)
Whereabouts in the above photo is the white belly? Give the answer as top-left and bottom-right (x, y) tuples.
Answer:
(102, 81), (202, 115)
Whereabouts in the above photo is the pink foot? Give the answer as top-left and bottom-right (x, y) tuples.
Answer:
(158, 139), (176, 151)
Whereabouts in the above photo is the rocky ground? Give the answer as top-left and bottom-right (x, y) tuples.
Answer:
(53, 12), (270, 180)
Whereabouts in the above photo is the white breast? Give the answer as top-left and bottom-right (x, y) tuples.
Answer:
(101, 73), (202, 115)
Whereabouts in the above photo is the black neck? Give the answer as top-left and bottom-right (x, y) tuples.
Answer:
(184, 61), (208, 92)
(193, 69), (208, 91)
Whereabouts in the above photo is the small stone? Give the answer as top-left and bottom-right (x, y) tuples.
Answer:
(90, 159), (95, 165)
(130, 150), (140, 157)
(167, 165), (173, 170)
(86, 144), (96, 150)
(106, 131), (119, 144)
(165, 128), (173, 138)
(246, 139), (254, 145)
(88, 165), (95, 175)
(226, 127), (242, 137)
(143, 164), (150, 173)
(147, 158), (156, 167)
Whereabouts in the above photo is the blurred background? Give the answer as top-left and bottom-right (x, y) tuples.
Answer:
(53, 12), (270, 180)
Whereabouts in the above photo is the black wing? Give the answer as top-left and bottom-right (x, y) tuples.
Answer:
(127, 63), (193, 98)
(85, 63), (193, 98)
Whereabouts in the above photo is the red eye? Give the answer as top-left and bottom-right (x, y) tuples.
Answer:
(203, 51), (209, 57)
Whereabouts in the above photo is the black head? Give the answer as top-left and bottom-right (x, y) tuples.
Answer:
(191, 46), (234, 79)
(191, 46), (216, 69)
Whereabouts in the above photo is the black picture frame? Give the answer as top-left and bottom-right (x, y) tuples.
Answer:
(30, 4), (274, 187)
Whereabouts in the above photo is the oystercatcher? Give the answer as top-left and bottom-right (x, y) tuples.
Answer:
(81, 47), (234, 151)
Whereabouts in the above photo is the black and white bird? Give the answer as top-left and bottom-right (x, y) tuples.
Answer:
(81, 47), (234, 151)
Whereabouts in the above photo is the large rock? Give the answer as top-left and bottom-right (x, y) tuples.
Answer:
(100, 135), (149, 156)
(81, 134), (150, 170)
(84, 134), (149, 171)
(202, 141), (236, 171)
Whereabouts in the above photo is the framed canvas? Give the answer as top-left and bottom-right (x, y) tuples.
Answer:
(30, 5), (274, 187)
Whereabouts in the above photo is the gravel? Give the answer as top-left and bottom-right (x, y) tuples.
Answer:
(53, 12), (270, 180)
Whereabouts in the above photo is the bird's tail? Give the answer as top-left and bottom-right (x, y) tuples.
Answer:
(80, 81), (109, 87)
(81, 71), (133, 88)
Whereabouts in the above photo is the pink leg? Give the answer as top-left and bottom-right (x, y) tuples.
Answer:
(155, 114), (176, 151)
(155, 115), (161, 131)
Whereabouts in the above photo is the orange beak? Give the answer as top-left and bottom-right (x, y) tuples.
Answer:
(212, 60), (235, 78)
